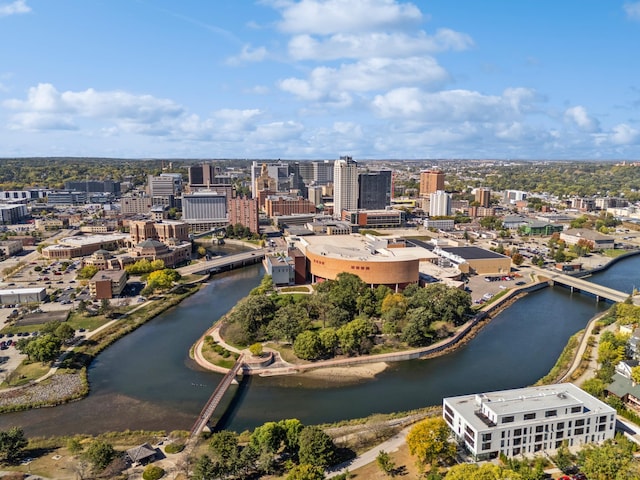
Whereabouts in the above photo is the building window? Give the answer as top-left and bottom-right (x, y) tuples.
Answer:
(535, 434), (543, 442)
(571, 406), (582, 413)
(598, 415), (607, 423)
(575, 419), (585, 427)
(524, 413), (536, 420)
(556, 431), (564, 439)
(513, 447), (521, 455)
(482, 433), (492, 442)
(482, 442), (491, 450)
(545, 410), (557, 418)
(575, 427), (584, 435)
(536, 426), (544, 433)
(557, 422), (565, 430)
(502, 416), (515, 424)
(513, 438), (521, 446)
(513, 428), (522, 436)
(598, 424), (606, 432)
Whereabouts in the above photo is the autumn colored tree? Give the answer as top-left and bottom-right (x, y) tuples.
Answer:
(407, 417), (456, 469)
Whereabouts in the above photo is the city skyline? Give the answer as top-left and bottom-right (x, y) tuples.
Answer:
(1, 0), (640, 160)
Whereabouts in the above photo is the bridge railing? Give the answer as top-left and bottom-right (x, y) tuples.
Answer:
(190, 354), (245, 437)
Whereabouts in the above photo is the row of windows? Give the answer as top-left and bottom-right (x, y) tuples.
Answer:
(501, 406), (584, 424)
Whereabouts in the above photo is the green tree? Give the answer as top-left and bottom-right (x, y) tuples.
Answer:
(582, 378), (606, 398)
(336, 318), (374, 355)
(553, 442), (574, 473)
(208, 430), (240, 478)
(250, 421), (285, 455)
(293, 330), (323, 360)
(83, 440), (116, 472)
(298, 426), (336, 468)
(249, 343), (263, 357)
(192, 454), (218, 480)
(142, 464), (165, 480)
(376, 450), (396, 476)
(77, 265), (99, 279)
(23, 334), (62, 363)
(445, 463), (523, 479)
(67, 437), (84, 455)
(197, 246), (207, 257)
(318, 328), (339, 357)
(279, 418), (304, 454)
(407, 417), (456, 469)
(578, 436), (640, 480)
(286, 463), (325, 480)
(0, 427), (28, 464)
(269, 302), (310, 343)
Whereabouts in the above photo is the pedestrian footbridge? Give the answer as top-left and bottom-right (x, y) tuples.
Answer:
(537, 269), (630, 303)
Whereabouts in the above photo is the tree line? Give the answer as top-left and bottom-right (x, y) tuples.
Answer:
(223, 273), (473, 361)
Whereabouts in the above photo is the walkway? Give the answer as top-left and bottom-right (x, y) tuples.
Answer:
(177, 249), (267, 276)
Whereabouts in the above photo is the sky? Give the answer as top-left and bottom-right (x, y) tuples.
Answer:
(1, 0), (640, 161)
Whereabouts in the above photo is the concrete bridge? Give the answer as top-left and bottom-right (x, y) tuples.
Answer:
(190, 354), (245, 437)
(532, 267), (630, 303)
(178, 249), (267, 276)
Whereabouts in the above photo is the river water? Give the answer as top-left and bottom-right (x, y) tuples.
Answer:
(0, 252), (638, 437)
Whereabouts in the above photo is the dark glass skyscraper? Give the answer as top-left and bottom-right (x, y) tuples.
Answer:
(358, 170), (392, 210)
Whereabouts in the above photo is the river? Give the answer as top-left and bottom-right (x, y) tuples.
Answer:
(0, 252), (637, 437)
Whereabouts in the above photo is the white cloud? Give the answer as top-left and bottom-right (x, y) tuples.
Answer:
(564, 105), (600, 133)
(280, 56), (448, 102)
(4, 83), (185, 132)
(610, 124), (639, 145)
(288, 29), (473, 61)
(0, 0), (30, 17)
(226, 44), (269, 65)
(7, 112), (76, 131)
(275, 0), (422, 35)
(248, 120), (305, 142)
(371, 87), (540, 122)
(624, 2), (640, 21)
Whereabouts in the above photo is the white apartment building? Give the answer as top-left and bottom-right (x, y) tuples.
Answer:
(333, 156), (358, 218)
(428, 190), (451, 217)
(443, 383), (615, 460)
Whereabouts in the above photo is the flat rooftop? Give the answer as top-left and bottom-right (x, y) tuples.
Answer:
(300, 234), (438, 263)
(59, 233), (129, 247)
(440, 246), (508, 260)
(445, 383), (614, 432)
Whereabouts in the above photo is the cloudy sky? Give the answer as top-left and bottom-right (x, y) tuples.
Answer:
(1, 0), (639, 160)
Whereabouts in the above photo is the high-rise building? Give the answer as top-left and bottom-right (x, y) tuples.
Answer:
(188, 164), (219, 190)
(419, 170), (445, 197)
(228, 197), (259, 234)
(358, 170), (392, 210)
(429, 190), (451, 216)
(475, 188), (491, 208)
(64, 180), (121, 194)
(312, 160), (334, 185)
(181, 192), (227, 232)
(333, 156), (358, 218)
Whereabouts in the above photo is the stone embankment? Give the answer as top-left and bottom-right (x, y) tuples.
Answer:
(0, 373), (84, 410)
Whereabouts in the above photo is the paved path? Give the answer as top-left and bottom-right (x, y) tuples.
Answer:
(325, 426), (412, 478)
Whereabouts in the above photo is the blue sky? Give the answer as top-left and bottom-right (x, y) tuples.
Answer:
(1, 0), (639, 160)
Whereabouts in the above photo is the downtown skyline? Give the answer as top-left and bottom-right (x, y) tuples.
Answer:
(1, 0), (640, 160)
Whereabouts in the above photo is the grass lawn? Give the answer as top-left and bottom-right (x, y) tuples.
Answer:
(279, 286), (310, 293)
(66, 313), (111, 331)
(2, 361), (50, 387)
(603, 249), (629, 258)
(201, 342), (238, 369)
(263, 342), (303, 364)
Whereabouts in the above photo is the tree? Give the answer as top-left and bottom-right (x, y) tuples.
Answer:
(192, 454), (218, 480)
(23, 334), (62, 363)
(208, 430), (241, 478)
(336, 318), (374, 355)
(197, 246), (207, 257)
(77, 265), (99, 280)
(142, 464), (165, 480)
(582, 378), (606, 398)
(249, 343), (263, 357)
(445, 463), (523, 479)
(286, 463), (325, 480)
(269, 303), (310, 342)
(67, 437), (84, 455)
(0, 427), (28, 464)
(553, 442), (574, 473)
(250, 421), (285, 455)
(318, 328), (339, 357)
(279, 418), (304, 454)
(298, 426), (336, 468)
(376, 450), (396, 477)
(578, 436), (640, 480)
(407, 417), (456, 468)
(293, 330), (323, 360)
(83, 440), (116, 472)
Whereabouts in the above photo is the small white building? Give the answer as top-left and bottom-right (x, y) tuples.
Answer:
(443, 383), (615, 460)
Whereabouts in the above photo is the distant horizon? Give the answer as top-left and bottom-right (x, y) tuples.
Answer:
(1, 1), (639, 159)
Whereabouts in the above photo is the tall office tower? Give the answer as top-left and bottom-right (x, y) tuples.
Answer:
(188, 164), (217, 189)
(333, 156), (358, 218)
(297, 162), (315, 185)
(313, 160), (334, 185)
(358, 170), (392, 210)
(419, 169), (445, 197)
(475, 187), (491, 208)
(429, 190), (451, 216)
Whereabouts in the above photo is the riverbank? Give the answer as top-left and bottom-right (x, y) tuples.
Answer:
(0, 283), (202, 412)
